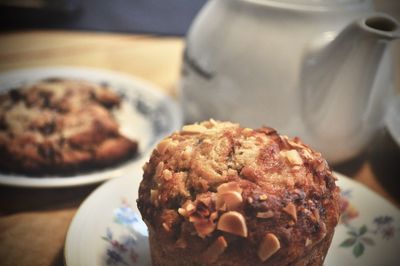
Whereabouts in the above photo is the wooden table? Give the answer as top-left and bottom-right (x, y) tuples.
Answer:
(0, 30), (398, 266)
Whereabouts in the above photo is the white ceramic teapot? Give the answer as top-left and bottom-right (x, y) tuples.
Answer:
(180, 0), (400, 163)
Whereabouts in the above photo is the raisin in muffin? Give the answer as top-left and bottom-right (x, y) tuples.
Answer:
(0, 78), (138, 176)
(138, 120), (340, 265)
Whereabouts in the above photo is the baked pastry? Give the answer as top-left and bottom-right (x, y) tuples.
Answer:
(0, 78), (138, 176)
(137, 120), (340, 265)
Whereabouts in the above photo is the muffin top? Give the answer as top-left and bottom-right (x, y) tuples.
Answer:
(138, 120), (340, 264)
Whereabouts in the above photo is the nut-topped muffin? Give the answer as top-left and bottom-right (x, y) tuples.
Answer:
(137, 120), (340, 265)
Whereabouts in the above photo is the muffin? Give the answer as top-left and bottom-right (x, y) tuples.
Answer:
(0, 78), (138, 176)
(137, 120), (340, 265)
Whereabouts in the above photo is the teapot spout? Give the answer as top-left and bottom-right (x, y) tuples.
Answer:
(300, 13), (400, 162)
(361, 14), (400, 40)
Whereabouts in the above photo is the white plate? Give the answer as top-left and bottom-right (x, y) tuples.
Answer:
(0, 67), (182, 188)
(65, 172), (400, 266)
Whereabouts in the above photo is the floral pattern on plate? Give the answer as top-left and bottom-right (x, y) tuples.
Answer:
(339, 189), (399, 258)
(102, 199), (149, 265)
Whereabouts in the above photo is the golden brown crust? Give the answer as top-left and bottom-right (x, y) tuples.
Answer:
(0, 78), (138, 176)
(138, 120), (340, 265)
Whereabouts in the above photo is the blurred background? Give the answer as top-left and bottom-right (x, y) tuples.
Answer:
(0, 0), (207, 35)
(0, 1), (399, 266)
(0, 0), (398, 87)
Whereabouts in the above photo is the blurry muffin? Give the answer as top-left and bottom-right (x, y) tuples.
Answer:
(0, 78), (138, 176)
(137, 120), (340, 265)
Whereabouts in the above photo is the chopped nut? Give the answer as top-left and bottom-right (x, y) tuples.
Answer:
(161, 209), (179, 232)
(227, 168), (238, 176)
(210, 211), (219, 222)
(281, 150), (303, 165)
(155, 162), (165, 178)
(178, 208), (187, 216)
(181, 124), (207, 134)
(256, 211), (274, 219)
(302, 149), (313, 160)
(150, 189), (159, 206)
(257, 233), (281, 262)
(179, 200), (197, 217)
(259, 194), (268, 201)
(319, 222), (327, 240)
(247, 197), (254, 204)
(217, 211), (248, 237)
(182, 146), (193, 160)
(193, 219), (216, 238)
(186, 203), (196, 213)
(305, 238), (312, 247)
(283, 202), (297, 222)
(216, 191), (243, 211)
(311, 208), (320, 222)
(202, 236), (228, 263)
(162, 169), (172, 180)
(142, 162), (149, 172)
(242, 128), (253, 134)
(316, 160), (327, 172)
(175, 238), (187, 249)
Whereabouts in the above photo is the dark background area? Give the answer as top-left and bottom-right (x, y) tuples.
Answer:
(0, 0), (208, 36)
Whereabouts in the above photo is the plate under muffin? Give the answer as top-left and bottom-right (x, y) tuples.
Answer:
(65, 171), (400, 266)
(0, 67), (182, 188)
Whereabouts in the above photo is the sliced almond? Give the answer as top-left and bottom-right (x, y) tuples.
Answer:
(217, 211), (248, 237)
(283, 202), (297, 222)
(216, 191), (243, 211)
(156, 139), (170, 154)
(208, 119), (218, 126)
(181, 124), (207, 134)
(202, 236), (228, 263)
(305, 238), (312, 247)
(217, 182), (242, 194)
(162, 222), (170, 232)
(256, 211), (274, 219)
(258, 233), (281, 262)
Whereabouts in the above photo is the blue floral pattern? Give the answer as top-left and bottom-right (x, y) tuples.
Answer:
(102, 199), (148, 265)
